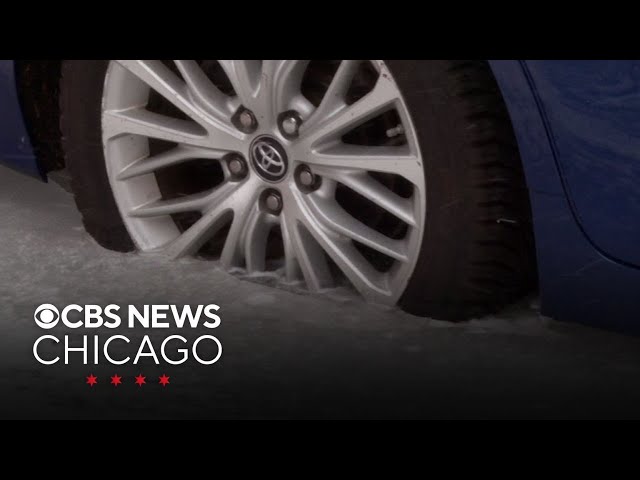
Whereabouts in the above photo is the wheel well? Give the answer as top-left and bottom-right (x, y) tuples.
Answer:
(14, 60), (64, 173)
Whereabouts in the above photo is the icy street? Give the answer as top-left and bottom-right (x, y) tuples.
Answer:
(2, 167), (640, 419)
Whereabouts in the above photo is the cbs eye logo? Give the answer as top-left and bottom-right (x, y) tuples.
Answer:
(34, 304), (60, 329)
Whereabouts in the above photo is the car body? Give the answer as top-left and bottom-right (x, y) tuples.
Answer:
(2, 60), (639, 333)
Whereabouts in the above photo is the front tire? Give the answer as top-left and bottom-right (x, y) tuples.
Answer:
(60, 60), (134, 252)
(59, 60), (535, 320)
(391, 60), (536, 319)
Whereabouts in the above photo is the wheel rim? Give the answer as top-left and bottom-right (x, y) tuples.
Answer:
(102, 60), (426, 304)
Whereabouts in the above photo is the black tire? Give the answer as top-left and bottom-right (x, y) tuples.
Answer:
(389, 60), (536, 320)
(59, 60), (535, 320)
(59, 60), (134, 252)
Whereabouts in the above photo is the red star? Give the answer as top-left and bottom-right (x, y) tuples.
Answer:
(110, 374), (122, 387)
(158, 374), (170, 387)
(86, 374), (98, 387)
(134, 374), (146, 387)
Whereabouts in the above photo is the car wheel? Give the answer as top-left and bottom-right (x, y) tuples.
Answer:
(59, 60), (535, 320)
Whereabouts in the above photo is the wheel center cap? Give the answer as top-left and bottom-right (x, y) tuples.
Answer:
(250, 136), (289, 182)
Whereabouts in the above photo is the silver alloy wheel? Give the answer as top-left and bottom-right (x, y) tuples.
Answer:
(101, 60), (426, 304)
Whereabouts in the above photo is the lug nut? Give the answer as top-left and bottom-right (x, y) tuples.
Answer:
(239, 110), (256, 129)
(226, 155), (247, 179)
(229, 158), (244, 175)
(298, 167), (315, 187)
(295, 165), (320, 192)
(278, 111), (302, 138)
(233, 108), (257, 133)
(282, 116), (300, 136)
(265, 193), (282, 212)
(263, 191), (283, 214)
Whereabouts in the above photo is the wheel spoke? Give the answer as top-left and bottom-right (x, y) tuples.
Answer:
(117, 146), (223, 180)
(305, 195), (408, 262)
(243, 206), (278, 273)
(218, 60), (262, 110)
(299, 77), (400, 147)
(174, 60), (233, 120)
(320, 171), (416, 226)
(103, 108), (245, 152)
(158, 181), (245, 258)
(304, 60), (361, 130)
(263, 60), (311, 114)
(103, 108), (205, 144)
(279, 212), (302, 283)
(307, 144), (423, 183)
(288, 218), (334, 291)
(219, 186), (263, 269)
(297, 211), (389, 298)
(115, 60), (210, 127)
(129, 189), (216, 218)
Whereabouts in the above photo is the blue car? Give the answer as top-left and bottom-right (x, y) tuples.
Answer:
(2, 60), (638, 332)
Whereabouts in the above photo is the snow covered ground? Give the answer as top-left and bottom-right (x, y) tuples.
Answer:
(2, 167), (640, 419)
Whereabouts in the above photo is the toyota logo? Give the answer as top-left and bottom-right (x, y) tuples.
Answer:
(250, 136), (289, 181)
(253, 142), (285, 175)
